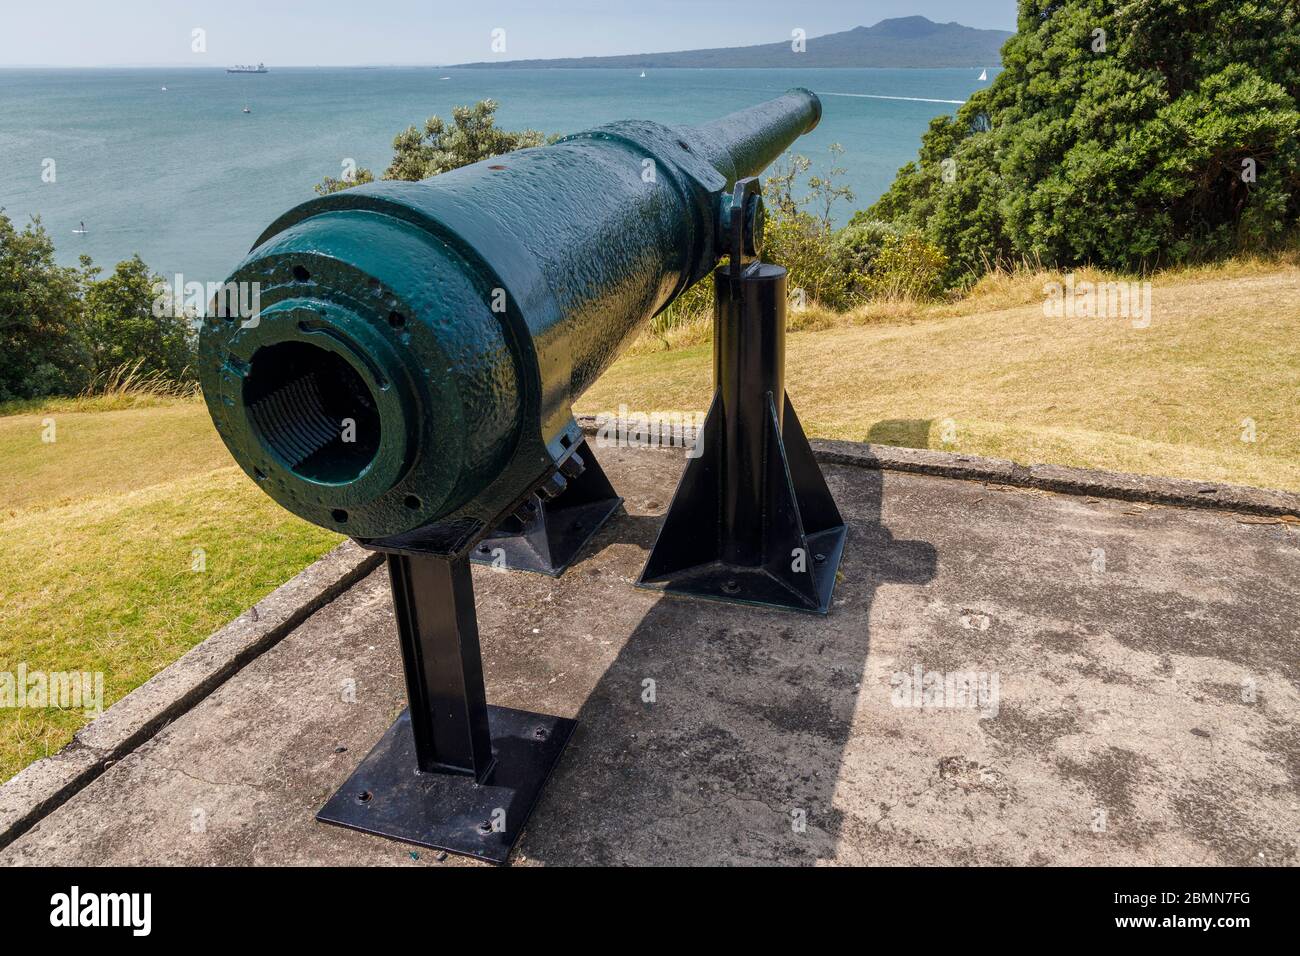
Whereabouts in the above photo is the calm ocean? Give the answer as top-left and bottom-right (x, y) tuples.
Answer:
(0, 66), (987, 284)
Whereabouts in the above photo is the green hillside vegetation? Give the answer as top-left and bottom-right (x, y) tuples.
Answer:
(872, 0), (1300, 281)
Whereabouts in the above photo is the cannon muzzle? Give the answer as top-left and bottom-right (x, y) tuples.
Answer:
(199, 89), (821, 547)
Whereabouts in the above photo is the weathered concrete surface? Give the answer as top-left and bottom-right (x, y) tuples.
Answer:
(2, 445), (1297, 866)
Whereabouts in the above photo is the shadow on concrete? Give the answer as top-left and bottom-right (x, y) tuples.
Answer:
(521, 462), (937, 865)
(867, 418), (933, 449)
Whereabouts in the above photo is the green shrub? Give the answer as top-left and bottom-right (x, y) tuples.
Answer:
(82, 255), (196, 385)
(835, 219), (903, 298)
(861, 232), (949, 301)
(871, 0), (1300, 280)
(763, 211), (854, 310)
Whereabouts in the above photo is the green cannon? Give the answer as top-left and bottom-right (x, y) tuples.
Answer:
(199, 89), (821, 549)
(199, 90), (838, 863)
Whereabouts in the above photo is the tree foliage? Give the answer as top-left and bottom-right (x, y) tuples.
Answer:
(871, 0), (1300, 280)
(314, 166), (375, 196)
(0, 211), (193, 401)
(316, 99), (551, 194)
(0, 214), (90, 401)
(82, 255), (195, 384)
(387, 100), (551, 180)
(761, 147), (857, 309)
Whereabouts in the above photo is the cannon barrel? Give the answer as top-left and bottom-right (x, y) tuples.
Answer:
(198, 89), (822, 544)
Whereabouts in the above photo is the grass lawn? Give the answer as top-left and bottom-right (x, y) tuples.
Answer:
(0, 401), (341, 782)
(1, 259), (1296, 784)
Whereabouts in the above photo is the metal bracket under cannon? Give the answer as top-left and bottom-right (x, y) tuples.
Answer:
(315, 442), (619, 863)
(638, 180), (848, 614)
(470, 440), (622, 577)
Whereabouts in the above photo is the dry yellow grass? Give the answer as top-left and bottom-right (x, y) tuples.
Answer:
(581, 262), (1300, 493)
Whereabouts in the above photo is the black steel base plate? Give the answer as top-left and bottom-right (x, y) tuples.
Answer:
(638, 525), (846, 614)
(317, 704), (576, 864)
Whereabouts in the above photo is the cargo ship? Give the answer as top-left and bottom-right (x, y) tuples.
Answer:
(227, 63), (269, 74)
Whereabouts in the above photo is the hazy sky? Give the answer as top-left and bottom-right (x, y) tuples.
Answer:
(0, 1), (1018, 67)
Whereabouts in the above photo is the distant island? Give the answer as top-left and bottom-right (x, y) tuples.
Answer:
(455, 17), (1010, 70)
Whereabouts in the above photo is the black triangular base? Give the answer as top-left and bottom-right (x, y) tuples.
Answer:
(470, 439), (622, 577)
(638, 392), (847, 614)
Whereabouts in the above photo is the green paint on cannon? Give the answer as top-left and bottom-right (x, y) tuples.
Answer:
(198, 89), (822, 545)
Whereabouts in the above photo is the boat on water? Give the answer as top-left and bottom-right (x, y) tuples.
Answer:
(978, 68), (988, 81)
(73, 221), (88, 235)
(242, 106), (252, 113)
(639, 71), (646, 77)
(228, 63), (269, 74)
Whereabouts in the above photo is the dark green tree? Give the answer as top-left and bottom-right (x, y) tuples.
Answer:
(871, 0), (1300, 280)
(81, 255), (196, 384)
(0, 212), (90, 401)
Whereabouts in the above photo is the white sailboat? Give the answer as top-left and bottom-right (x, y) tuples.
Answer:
(639, 71), (646, 78)
(978, 68), (988, 81)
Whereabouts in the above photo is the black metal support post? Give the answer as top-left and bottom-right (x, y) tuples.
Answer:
(638, 259), (847, 613)
(316, 549), (576, 863)
(388, 554), (493, 778)
(470, 439), (622, 577)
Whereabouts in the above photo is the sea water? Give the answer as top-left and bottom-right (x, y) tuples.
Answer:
(0, 66), (987, 283)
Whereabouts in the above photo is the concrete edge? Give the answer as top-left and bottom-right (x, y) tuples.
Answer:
(576, 415), (1300, 518)
(0, 540), (383, 851)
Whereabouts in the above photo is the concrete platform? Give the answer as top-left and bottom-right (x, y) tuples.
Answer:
(3, 443), (1298, 866)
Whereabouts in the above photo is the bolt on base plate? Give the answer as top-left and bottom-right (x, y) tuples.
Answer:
(317, 705), (576, 865)
(639, 524), (846, 614)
